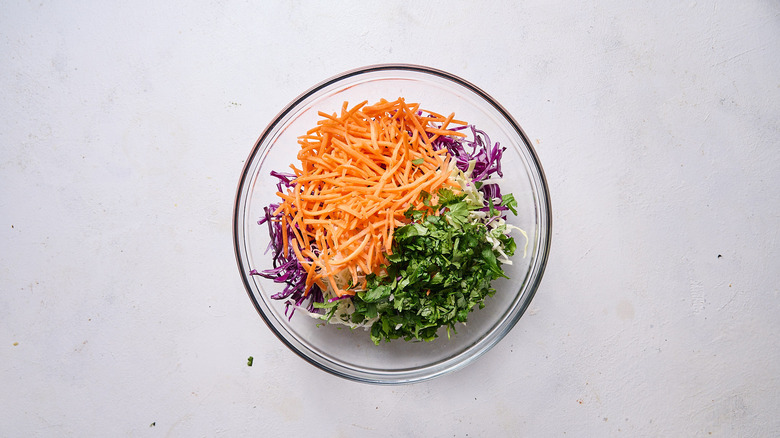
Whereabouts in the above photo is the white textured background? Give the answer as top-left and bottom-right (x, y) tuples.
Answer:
(2, 1), (779, 436)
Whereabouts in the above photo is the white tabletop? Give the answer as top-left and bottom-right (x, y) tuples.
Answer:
(2, 1), (778, 436)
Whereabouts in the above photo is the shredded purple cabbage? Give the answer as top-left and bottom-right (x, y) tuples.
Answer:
(250, 173), (324, 320)
(432, 124), (507, 203)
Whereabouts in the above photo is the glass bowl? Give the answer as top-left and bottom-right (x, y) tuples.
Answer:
(233, 64), (551, 384)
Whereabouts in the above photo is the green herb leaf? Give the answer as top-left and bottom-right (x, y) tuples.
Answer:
(500, 193), (518, 215)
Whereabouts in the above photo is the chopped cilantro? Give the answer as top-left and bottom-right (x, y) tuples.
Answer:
(247, 356), (254, 366)
(500, 193), (518, 215)
(349, 189), (515, 344)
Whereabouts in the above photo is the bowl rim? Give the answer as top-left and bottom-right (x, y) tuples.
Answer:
(233, 63), (552, 384)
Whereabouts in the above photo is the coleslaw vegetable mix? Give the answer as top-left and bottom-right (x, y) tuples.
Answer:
(251, 98), (527, 344)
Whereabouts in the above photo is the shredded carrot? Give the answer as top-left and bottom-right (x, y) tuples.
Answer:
(276, 98), (467, 297)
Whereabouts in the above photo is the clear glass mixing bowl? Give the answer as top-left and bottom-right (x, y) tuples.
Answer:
(233, 64), (551, 384)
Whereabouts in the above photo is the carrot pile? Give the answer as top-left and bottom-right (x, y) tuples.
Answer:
(272, 97), (467, 297)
